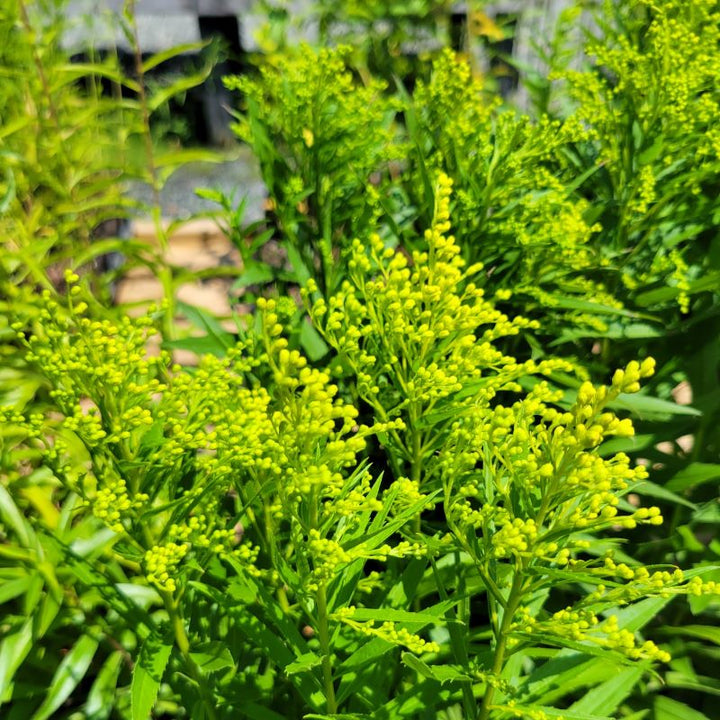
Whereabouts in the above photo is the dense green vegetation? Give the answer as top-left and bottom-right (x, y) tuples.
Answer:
(1, 1), (719, 718)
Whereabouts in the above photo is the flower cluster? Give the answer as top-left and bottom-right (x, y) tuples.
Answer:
(514, 605), (672, 662)
(556, 0), (720, 314)
(333, 606), (440, 655)
(93, 475), (148, 533)
(491, 702), (553, 720)
(142, 515), (262, 593)
(144, 542), (189, 594)
(410, 49), (611, 332)
(16, 286), (406, 601)
(225, 44), (397, 250)
(445, 359), (658, 537)
(438, 352), (720, 667)
(307, 174), (574, 486)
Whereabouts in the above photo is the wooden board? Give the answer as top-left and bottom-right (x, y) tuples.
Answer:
(66, 0), (253, 16)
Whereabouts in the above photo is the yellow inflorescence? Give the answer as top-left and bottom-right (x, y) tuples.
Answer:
(308, 173), (580, 487)
(334, 607), (440, 655)
(413, 49), (611, 332)
(144, 542), (189, 594)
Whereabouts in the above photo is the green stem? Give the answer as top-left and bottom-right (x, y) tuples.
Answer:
(316, 584), (338, 714)
(445, 510), (506, 610)
(163, 593), (218, 720)
(410, 425), (423, 528)
(409, 422), (424, 611)
(478, 573), (524, 720)
(126, 0), (176, 341)
(457, 567), (478, 720)
(307, 488), (337, 713)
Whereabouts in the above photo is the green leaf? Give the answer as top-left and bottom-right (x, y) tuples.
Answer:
(608, 393), (701, 417)
(70, 238), (154, 270)
(285, 242), (312, 284)
(285, 652), (322, 675)
(654, 696), (711, 720)
(665, 671), (720, 697)
(632, 480), (697, 509)
(148, 66), (213, 114)
(0, 484), (36, 548)
(522, 632), (640, 666)
(349, 608), (445, 624)
(568, 667), (643, 715)
(0, 618), (34, 702)
(189, 642), (235, 674)
(637, 271), (720, 306)
(85, 652), (124, 720)
(55, 63), (140, 92)
(131, 634), (173, 720)
(0, 575), (33, 605)
(32, 634), (99, 720)
(602, 322), (664, 339)
(156, 149), (223, 184)
(666, 463), (720, 492)
(338, 637), (393, 674)
(175, 300), (234, 355)
(677, 525), (705, 553)
(300, 319), (330, 361)
(520, 708), (611, 720)
(550, 296), (646, 318)
(597, 434), (655, 457)
(659, 625), (720, 646)
(401, 653), (473, 684)
(0, 165), (16, 214)
(516, 653), (603, 705)
(114, 583), (161, 610)
(372, 678), (453, 719)
(69, 526), (117, 558)
(0, 368), (43, 409)
(613, 596), (673, 632)
(232, 262), (275, 289)
(141, 41), (210, 73)
(163, 335), (232, 357)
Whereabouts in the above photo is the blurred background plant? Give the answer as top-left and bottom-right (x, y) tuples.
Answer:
(0, 2), (229, 715)
(225, 44), (399, 297)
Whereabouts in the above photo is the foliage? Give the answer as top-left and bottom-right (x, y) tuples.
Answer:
(0, 0), (127, 291)
(2, 0), (720, 718)
(554, 0), (720, 317)
(0, 0), (222, 324)
(252, 0), (458, 84)
(403, 49), (614, 336)
(225, 45), (398, 295)
(3, 230), (718, 718)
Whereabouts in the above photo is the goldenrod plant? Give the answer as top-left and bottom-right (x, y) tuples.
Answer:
(0, 0), (221, 322)
(404, 49), (615, 336)
(2, 187), (718, 718)
(226, 45), (399, 295)
(552, 0), (720, 317)
(2, 0), (720, 718)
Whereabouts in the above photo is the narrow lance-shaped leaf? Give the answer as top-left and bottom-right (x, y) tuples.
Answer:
(32, 634), (100, 720)
(131, 634), (173, 720)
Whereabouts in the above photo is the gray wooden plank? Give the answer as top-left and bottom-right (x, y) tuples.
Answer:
(66, 0), (253, 16)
